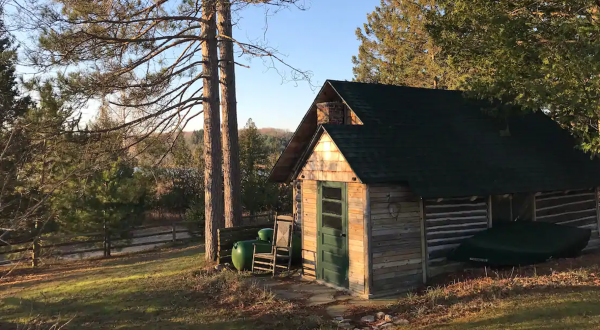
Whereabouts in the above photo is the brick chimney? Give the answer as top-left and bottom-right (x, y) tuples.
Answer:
(317, 102), (345, 125)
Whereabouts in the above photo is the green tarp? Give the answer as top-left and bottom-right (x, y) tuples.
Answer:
(448, 221), (591, 266)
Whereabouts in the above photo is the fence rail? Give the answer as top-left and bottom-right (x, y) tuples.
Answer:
(0, 211), (276, 267)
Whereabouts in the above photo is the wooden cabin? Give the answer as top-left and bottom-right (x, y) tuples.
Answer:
(269, 80), (600, 299)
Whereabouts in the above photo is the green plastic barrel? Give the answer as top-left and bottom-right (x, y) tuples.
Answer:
(231, 239), (271, 271)
(258, 228), (274, 242)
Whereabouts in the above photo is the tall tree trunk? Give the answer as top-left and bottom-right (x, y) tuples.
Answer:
(218, 0), (242, 228)
(202, 0), (223, 262)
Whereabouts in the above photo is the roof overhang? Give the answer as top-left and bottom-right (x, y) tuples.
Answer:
(268, 81), (350, 183)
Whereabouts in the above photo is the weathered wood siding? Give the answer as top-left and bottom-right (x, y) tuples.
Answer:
(301, 180), (318, 278)
(298, 181), (367, 295)
(424, 197), (489, 277)
(368, 184), (423, 295)
(296, 131), (366, 294)
(298, 132), (358, 182)
(348, 182), (365, 295)
(535, 189), (600, 251)
(347, 108), (363, 125)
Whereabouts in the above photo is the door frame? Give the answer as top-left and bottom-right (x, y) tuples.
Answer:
(316, 181), (349, 288)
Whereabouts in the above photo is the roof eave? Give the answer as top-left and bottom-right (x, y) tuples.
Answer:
(267, 82), (333, 183)
(290, 126), (326, 181)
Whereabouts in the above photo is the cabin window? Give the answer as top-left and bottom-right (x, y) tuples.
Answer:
(492, 193), (534, 222)
(321, 185), (344, 230)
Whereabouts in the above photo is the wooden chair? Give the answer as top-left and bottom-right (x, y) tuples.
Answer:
(251, 213), (294, 276)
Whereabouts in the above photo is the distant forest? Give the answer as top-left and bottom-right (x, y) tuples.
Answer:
(180, 125), (293, 155)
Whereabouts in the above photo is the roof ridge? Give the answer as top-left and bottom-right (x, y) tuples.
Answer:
(326, 79), (465, 93)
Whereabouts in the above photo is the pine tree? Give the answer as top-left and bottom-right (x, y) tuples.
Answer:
(31, 0), (308, 259)
(0, 19), (35, 235)
(50, 159), (148, 234)
(428, 0), (600, 153)
(202, 0), (224, 262)
(218, 0), (242, 228)
(239, 119), (272, 215)
(352, 0), (459, 89)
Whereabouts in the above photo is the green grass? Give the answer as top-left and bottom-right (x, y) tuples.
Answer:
(426, 290), (600, 329)
(8, 243), (600, 330)
(0, 244), (323, 330)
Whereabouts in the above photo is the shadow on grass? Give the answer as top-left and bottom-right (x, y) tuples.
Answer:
(1, 244), (205, 289)
(1, 286), (310, 330)
(0, 243), (323, 330)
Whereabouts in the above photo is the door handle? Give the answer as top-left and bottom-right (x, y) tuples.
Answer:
(340, 233), (346, 238)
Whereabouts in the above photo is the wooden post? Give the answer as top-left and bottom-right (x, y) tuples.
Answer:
(32, 240), (40, 267)
(363, 185), (372, 297)
(419, 198), (428, 284)
(32, 220), (40, 267)
(172, 221), (177, 242)
(103, 219), (111, 257)
(594, 187), (600, 234)
(509, 194), (513, 221)
(487, 195), (493, 228)
(532, 194), (537, 221)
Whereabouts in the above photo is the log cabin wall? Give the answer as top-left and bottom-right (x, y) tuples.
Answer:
(297, 132), (366, 295)
(423, 197), (489, 278)
(368, 184), (423, 296)
(535, 188), (600, 251)
(293, 180), (302, 225)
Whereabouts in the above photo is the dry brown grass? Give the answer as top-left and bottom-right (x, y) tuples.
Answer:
(347, 253), (600, 329)
(405, 255), (600, 327)
(191, 269), (292, 316)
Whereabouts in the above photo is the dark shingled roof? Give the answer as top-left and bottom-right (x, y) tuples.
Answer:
(271, 80), (600, 198)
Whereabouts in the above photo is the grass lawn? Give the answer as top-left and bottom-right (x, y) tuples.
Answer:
(428, 291), (600, 330)
(0, 244), (323, 330)
(5, 244), (600, 330)
(392, 255), (600, 330)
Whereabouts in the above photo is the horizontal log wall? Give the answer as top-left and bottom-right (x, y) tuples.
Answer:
(294, 180), (302, 225)
(298, 132), (358, 182)
(348, 182), (366, 295)
(424, 197), (489, 278)
(535, 188), (600, 251)
(368, 184), (422, 296)
(301, 180), (318, 278)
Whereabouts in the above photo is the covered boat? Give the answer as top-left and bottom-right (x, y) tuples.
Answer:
(448, 221), (591, 266)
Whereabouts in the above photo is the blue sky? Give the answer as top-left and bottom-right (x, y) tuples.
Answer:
(14, 0), (381, 132)
(186, 0), (381, 131)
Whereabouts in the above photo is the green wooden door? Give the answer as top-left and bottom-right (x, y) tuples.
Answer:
(317, 181), (349, 288)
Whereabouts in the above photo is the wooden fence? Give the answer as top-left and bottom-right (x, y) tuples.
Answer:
(0, 211), (275, 267)
(217, 212), (277, 264)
